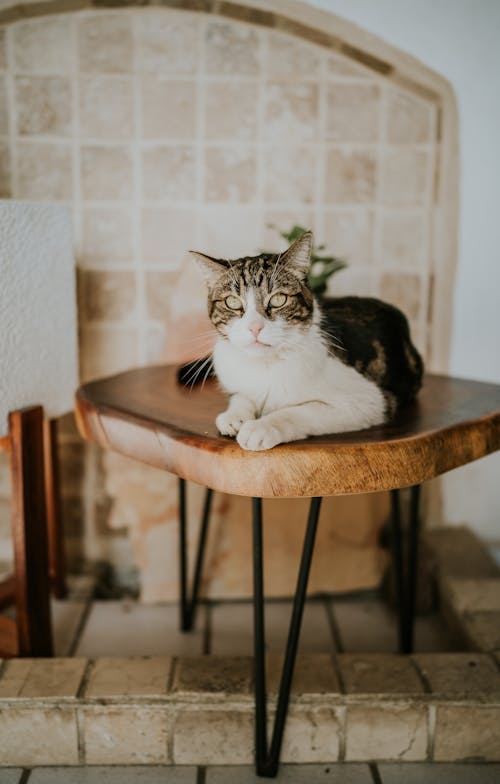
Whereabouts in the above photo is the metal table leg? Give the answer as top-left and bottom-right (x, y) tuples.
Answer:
(390, 485), (422, 653)
(178, 477), (213, 632)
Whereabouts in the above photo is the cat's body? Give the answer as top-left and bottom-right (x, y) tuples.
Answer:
(186, 232), (423, 451)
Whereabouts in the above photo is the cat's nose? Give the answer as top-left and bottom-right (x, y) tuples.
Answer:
(248, 318), (264, 338)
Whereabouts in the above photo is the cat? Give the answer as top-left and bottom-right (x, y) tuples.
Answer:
(181, 231), (423, 451)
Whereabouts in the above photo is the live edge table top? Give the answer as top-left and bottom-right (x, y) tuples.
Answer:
(75, 366), (500, 499)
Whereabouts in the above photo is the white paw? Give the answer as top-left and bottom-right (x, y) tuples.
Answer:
(236, 419), (283, 451)
(216, 409), (250, 437)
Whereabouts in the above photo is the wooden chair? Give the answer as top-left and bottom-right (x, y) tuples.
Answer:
(0, 200), (77, 658)
(0, 408), (66, 657)
(75, 365), (500, 778)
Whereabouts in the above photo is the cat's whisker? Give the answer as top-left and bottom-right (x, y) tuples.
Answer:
(183, 355), (213, 387)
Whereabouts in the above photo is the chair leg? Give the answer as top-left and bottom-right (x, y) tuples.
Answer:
(178, 477), (213, 632)
(390, 485), (422, 654)
(44, 418), (67, 599)
(9, 406), (53, 656)
(252, 496), (322, 778)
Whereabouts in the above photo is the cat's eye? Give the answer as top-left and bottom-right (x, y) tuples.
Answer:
(225, 295), (242, 310)
(269, 292), (287, 308)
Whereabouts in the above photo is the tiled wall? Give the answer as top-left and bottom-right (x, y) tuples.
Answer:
(0, 8), (440, 598)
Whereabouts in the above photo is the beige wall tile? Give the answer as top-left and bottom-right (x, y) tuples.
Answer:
(461, 612), (500, 651)
(78, 13), (133, 74)
(379, 212), (426, 268)
(198, 205), (260, 258)
(264, 82), (318, 142)
(264, 146), (317, 204)
(205, 81), (258, 141)
(345, 702), (427, 761)
(205, 20), (261, 76)
(141, 77), (196, 140)
(339, 654), (423, 695)
(281, 707), (341, 763)
(81, 145), (133, 201)
(16, 141), (72, 200)
(0, 75), (7, 134)
(381, 148), (430, 206)
(387, 89), (433, 143)
(0, 658), (87, 698)
(262, 210), (315, 249)
(12, 17), (72, 73)
(378, 272), (422, 320)
(323, 209), (374, 265)
(173, 709), (253, 764)
(326, 84), (380, 142)
(81, 207), (134, 266)
(0, 707), (78, 765)
(145, 270), (180, 321)
(136, 10), (199, 74)
(434, 705), (500, 761)
(0, 141), (10, 197)
(142, 145), (196, 201)
(80, 76), (134, 140)
(79, 270), (136, 322)
(327, 266), (374, 298)
(15, 76), (71, 136)
(325, 149), (376, 203)
(141, 207), (195, 264)
(267, 31), (321, 80)
(85, 656), (172, 697)
(80, 327), (138, 381)
(82, 706), (169, 764)
(205, 146), (257, 203)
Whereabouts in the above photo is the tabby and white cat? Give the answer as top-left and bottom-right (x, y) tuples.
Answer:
(183, 231), (423, 451)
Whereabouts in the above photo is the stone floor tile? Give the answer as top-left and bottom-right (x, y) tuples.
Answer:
(267, 653), (339, 696)
(0, 658), (87, 698)
(82, 706), (169, 765)
(85, 657), (172, 697)
(74, 601), (204, 657)
(210, 600), (333, 656)
(172, 656), (252, 697)
(441, 578), (500, 614)
(339, 654), (423, 694)
(332, 599), (454, 653)
(52, 599), (88, 656)
(0, 771), (23, 784)
(461, 612), (500, 651)
(434, 704), (500, 761)
(378, 763), (500, 783)
(28, 768), (197, 783)
(424, 526), (500, 580)
(345, 702), (427, 761)
(206, 763), (373, 783)
(281, 707), (341, 763)
(413, 653), (500, 696)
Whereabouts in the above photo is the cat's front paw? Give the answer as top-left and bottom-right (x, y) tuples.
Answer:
(216, 409), (248, 437)
(237, 419), (283, 451)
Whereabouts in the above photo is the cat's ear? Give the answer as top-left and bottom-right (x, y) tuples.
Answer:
(189, 251), (228, 285)
(281, 231), (313, 278)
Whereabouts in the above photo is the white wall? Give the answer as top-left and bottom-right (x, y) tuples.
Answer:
(305, 0), (500, 540)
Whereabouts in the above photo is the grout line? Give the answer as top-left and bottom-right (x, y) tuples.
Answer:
(203, 601), (212, 655)
(369, 762), (383, 784)
(67, 591), (95, 657)
(0, 659), (8, 682)
(131, 12), (147, 365)
(409, 655), (431, 694)
(167, 656), (177, 693)
(325, 597), (345, 654)
(76, 657), (95, 699)
(76, 706), (86, 765)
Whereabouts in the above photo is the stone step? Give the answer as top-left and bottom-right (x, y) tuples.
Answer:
(1, 653), (500, 767)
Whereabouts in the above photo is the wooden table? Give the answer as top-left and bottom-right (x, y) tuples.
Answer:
(75, 366), (500, 778)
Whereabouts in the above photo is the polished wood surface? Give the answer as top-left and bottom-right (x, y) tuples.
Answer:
(75, 366), (500, 498)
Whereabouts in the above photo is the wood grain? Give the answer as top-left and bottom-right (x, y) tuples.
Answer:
(75, 366), (500, 499)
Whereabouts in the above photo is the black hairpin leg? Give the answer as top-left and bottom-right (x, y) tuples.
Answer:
(390, 485), (422, 653)
(178, 477), (213, 632)
(252, 496), (322, 778)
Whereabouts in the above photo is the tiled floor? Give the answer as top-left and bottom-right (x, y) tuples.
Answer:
(55, 592), (457, 658)
(3, 764), (500, 783)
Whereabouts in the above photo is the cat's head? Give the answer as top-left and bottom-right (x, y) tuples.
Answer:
(190, 231), (315, 356)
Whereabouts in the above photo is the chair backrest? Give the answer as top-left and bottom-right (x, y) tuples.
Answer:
(0, 200), (78, 436)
